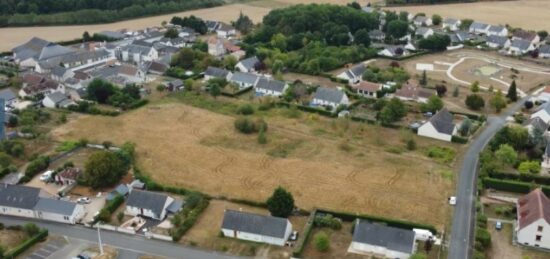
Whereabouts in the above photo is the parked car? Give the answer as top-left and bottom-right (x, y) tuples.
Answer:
(448, 196), (457, 205)
(39, 170), (54, 182)
(77, 197), (91, 204)
(495, 221), (502, 230)
(289, 231), (299, 241)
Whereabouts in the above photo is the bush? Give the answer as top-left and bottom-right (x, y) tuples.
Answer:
(425, 146), (456, 164)
(476, 228), (491, 248)
(234, 117), (267, 134)
(24, 156), (50, 178)
(314, 231), (330, 252)
(236, 104), (255, 115)
(314, 214), (342, 230)
(482, 178), (532, 193)
(23, 223), (40, 236)
(451, 135), (468, 144)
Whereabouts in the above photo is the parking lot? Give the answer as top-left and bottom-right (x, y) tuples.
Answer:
(25, 237), (67, 259)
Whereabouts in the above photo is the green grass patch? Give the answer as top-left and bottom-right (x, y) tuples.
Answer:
(55, 140), (80, 152)
(440, 170), (454, 181)
(267, 140), (303, 158)
(385, 146), (404, 154)
(425, 146), (456, 164)
(170, 92), (239, 115)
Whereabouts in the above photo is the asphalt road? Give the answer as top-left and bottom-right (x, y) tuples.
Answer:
(0, 216), (240, 259)
(448, 97), (527, 259)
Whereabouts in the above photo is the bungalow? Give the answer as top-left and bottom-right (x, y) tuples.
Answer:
(415, 27), (434, 39)
(509, 39), (535, 56)
(531, 102), (550, 124)
(394, 82), (433, 103)
(417, 108), (457, 142)
(352, 81), (381, 98)
(513, 30), (540, 45)
(235, 56), (261, 73)
(255, 77), (288, 97)
(368, 30), (386, 42)
(539, 45), (550, 59)
(141, 61), (168, 75)
(216, 23), (236, 38)
(486, 35), (511, 49)
(221, 209), (292, 246)
(204, 66), (232, 81)
(208, 37), (226, 57)
(442, 18), (461, 31)
(378, 46), (409, 58)
(229, 72), (260, 89)
(516, 188), (550, 249)
(125, 190), (174, 220)
(33, 197), (85, 224)
(469, 22), (490, 35)
(413, 16), (432, 27)
(348, 219), (416, 259)
(487, 25), (508, 37)
(42, 92), (75, 108)
(337, 63), (366, 84)
(311, 87), (350, 110)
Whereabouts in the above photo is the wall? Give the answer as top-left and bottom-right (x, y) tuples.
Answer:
(0, 206), (35, 218)
(517, 218), (550, 249)
(418, 123), (452, 142)
(221, 228), (285, 246)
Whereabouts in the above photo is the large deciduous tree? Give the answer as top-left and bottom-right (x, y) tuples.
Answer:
(266, 186), (295, 217)
(83, 151), (128, 188)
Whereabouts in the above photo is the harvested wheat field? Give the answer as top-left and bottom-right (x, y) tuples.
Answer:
(52, 102), (454, 228)
(0, 4), (270, 52)
(387, 0), (550, 32)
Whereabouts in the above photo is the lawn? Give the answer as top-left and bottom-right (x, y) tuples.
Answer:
(51, 93), (458, 229)
(0, 228), (28, 252)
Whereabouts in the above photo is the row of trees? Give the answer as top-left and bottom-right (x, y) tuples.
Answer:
(464, 80), (518, 112)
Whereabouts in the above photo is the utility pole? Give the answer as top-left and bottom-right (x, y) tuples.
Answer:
(97, 221), (104, 255)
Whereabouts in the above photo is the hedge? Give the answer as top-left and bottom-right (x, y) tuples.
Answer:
(378, 50), (431, 61)
(277, 102), (337, 117)
(482, 177), (536, 194)
(316, 208), (438, 235)
(451, 135), (469, 144)
(292, 209), (316, 258)
(4, 229), (48, 258)
(488, 171), (550, 186)
(450, 111), (483, 121)
(220, 86), (253, 98)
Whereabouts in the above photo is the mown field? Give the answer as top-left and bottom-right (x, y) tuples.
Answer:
(51, 95), (458, 229)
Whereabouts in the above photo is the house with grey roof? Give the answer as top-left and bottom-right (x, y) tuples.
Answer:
(415, 27), (434, 39)
(229, 72), (260, 89)
(125, 190), (174, 220)
(204, 66), (232, 81)
(216, 23), (236, 38)
(531, 101), (550, 124)
(236, 56), (261, 73)
(221, 209), (293, 246)
(378, 45), (410, 58)
(418, 108), (457, 142)
(469, 22), (490, 35)
(539, 45), (550, 58)
(120, 42), (158, 64)
(486, 35), (511, 49)
(255, 77), (288, 97)
(442, 18), (461, 31)
(311, 87), (350, 110)
(509, 39), (535, 56)
(455, 31), (475, 43)
(34, 197), (85, 224)
(0, 88), (18, 107)
(42, 92), (75, 109)
(205, 20), (221, 32)
(141, 61), (168, 75)
(12, 37), (50, 67)
(368, 30), (385, 42)
(337, 63), (367, 84)
(97, 31), (127, 40)
(487, 25), (508, 37)
(348, 220), (416, 258)
(524, 117), (548, 136)
(512, 30), (540, 45)
(413, 16), (432, 27)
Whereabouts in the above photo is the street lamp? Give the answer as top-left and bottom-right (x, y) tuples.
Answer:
(97, 221), (104, 255)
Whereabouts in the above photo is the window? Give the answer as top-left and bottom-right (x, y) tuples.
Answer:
(538, 226), (544, 232)
(536, 235), (542, 242)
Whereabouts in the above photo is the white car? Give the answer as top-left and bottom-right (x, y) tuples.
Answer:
(77, 197), (91, 204)
(449, 196), (457, 205)
(39, 170), (54, 182)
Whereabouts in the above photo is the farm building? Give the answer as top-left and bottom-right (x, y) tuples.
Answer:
(254, 77), (288, 97)
(516, 188), (550, 249)
(125, 190), (174, 220)
(221, 209), (292, 246)
(348, 219), (416, 258)
(417, 108), (457, 142)
(310, 87), (350, 110)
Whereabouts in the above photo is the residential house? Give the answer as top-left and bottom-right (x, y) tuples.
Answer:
(413, 16), (432, 27)
(509, 39), (535, 56)
(525, 117), (548, 136)
(513, 30), (540, 45)
(208, 37), (226, 57)
(352, 81), (381, 98)
(125, 190), (174, 220)
(469, 22), (490, 35)
(96, 31), (126, 40)
(42, 92), (75, 108)
(206, 20), (221, 33)
(486, 35), (511, 49)
(362, 6), (375, 13)
(106, 184), (130, 201)
(442, 18), (461, 31)
(516, 188), (550, 249)
(167, 79), (184, 91)
(0, 88), (18, 108)
(229, 72), (260, 89)
(51, 66), (74, 82)
(541, 143), (550, 175)
(254, 77), (288, 97)
(487, 25), (508, 37)
(216, 23), (236, 38)
(221, 209), (293, 246)
(141, 61), (168, 75)
(337, 63), (366, 84)
(538, 86), (550, 102)
(393, 82), (433, 103)
(348, 219), (416, 259)
(89, 64), (146, 85)
(178, 27), (196, 37)
(455, 31), (475, 43)
(120, 42), (158, 64)
(204, 66), (232, 81)
(531, 102), (550, 124)
(311, 87), (350, 110)
(415, 27), (434, 39)
(368, 30), (386, 42)
(539, 45), (550, 58)
(20, 73), (63, 98)
(378, 46), (409, 58)
(54, 167), (81, 185)
(33, 197), (85, 224)
(417, 108), (457, 142)
(235, 56), (261, 73)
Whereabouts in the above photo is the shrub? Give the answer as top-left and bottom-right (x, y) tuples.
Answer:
(23, 223), (40, 236)
(314, 231), (330, 252)
(236, 104), (255, 115)
(465, 94), (485, 110)
(24, 156), (50, 178)
(476, 228), (491, 248)
(425, 146), (456, 164)
(314, 214), (342, 230)
(234, 117), (268, 134)
(406, 139), (416, 150)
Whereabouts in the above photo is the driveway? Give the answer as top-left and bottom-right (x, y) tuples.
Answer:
(24, 236), (68, 259)
(79, 196), (106, 223)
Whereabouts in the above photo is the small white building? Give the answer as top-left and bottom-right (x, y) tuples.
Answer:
(311, 87), (350, 110)
(235, 56), (261, 73)
(348, 219), (416, 259)
(469, 22), (490, 35)
(33, 198), (85, 224)
(516, 188), (550, 249)
(417, 108), (457, 142)
(216, 23), (236, 38)
(255, 77), (288, 97)
(442, 18), (461, 31)
(413, 16), (432, 27)
(125, 190), (174, 220)
(337, 63), (366, 84)
(415, 27), (434, 39)
(229, 72), (260, 89)
(221, 209), (292, 246)
(208, 37), (226, 57)
(204, 66), (232, 82)
(487, 25), (508, 37)
(531, 102), (550, 124)
(42, 92), (75, 108)
(352, 81), (381, 98)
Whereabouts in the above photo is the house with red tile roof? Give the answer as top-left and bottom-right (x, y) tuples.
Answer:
(516, 188), (550, 249)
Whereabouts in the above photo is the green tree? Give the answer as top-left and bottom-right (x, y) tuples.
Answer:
(266, 186), (294, 217)
(233, 12), (254, 34)
(164, 28), (179, 38)
(495, 144), (517, 166)
(406, 138), (417, 150)
(459, 118), (472, 136)
(23, 223), (40, 236)
(506, 80), (518, 102)
(0, 152), (12, 168)
(420, 95), (443, 113)
(387, 20), (409, 40)
(418, 34), (451, 51)
(465, 94), (485, 110)
(537, 30), (548, 40)
(453, 86), (459, 97)
(314, 231), (330, 252)
(354, 29), (371, 47)
(223, 55), (238, 70)
(270, 33), (287, 51)
(420, 70), (427, 86)
(432, 14), (442, 26)
(490, 90), (507, 112)
(83, 151), (128, 188)
(460, 19), (474, 30)
(410, 253), (427, 259)
(258, 126), (267, 144)
(471, 81), (480, 92)
(399, 11), (409, 21)
(518, 161), (541, 174)
(271, 59), (284, 74)
(117, 211), (124, 223)
(87, 79), (116, 103)
(82, 31), (91, 42)
(379, 98), (407, 124)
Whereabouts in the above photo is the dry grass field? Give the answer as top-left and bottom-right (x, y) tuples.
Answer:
(51, 99), (456, 228)
(0, 229), (28, 251)
(387, 0), (550, 32)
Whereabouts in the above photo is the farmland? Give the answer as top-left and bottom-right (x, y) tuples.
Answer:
(51, 95), (458, 229)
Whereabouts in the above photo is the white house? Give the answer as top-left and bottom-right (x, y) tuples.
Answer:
(0, 184), (44, 219)
(33, 198), (85, 224)
(378, 46), (409, 58)
(216, 23), (236, 38)
(337, 63), (366, 84)
(255, 77), (288, 97)
(513, 30), (541, 45)
(235, 56), (261, 73)
(415, 27), (434, 39)
(208, 37), (226, 57)
(125, 190), (174, 220)
(413, 16), (432, 26)
(531, 102), (550, 124)
(229, 72), (260, 89)
(221, 209), (292, 246)
(539, 45), (550, 59)
(348, 219), (416, 259)
(516, 188), (550, 249)
(120, 42), (158, 64)
(509, 39), (535, 56)
(486, 35), (511, 49)
(417, 108), (457, 142)
(469, 22), (490, 35)
(442, 18), (461, 31)
(311, 87), (350, 110)
(352, 81), (381, 98)
(204, 66), (232, 82)
(487, 25), (508, 37)
(42, 92), (75, 108)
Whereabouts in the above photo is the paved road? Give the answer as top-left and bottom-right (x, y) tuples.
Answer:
(0, 216), (240, 259)
(448, 97), (527, 259)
